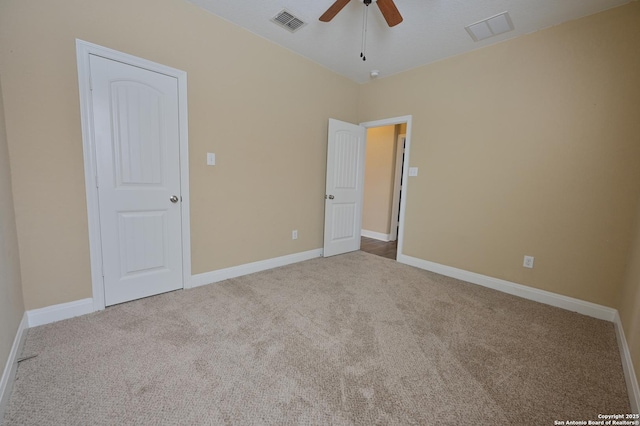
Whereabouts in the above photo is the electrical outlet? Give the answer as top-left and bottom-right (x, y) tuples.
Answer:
(292, 230), (298, 240)
(523, 255), (534, 269)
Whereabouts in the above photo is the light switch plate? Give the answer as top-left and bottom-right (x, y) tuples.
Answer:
(207, 153), (216, 166)
(409, 167), (418, 177)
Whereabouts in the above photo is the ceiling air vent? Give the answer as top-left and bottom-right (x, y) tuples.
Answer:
(271, 9), (307, 33)
(465, 11), (514, 42)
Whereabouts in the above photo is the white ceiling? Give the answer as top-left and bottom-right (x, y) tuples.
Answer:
(186, 0), (632, 84)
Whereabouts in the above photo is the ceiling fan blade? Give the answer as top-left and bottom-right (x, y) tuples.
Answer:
(376, 0), (403, 27)
(319, 0), (351, 22)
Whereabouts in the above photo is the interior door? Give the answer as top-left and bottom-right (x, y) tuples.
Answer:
(90, 54), (183, 306)
(323, 119), (366, 257)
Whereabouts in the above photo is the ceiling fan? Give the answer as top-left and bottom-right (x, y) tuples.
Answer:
(319, 0), (403, 27)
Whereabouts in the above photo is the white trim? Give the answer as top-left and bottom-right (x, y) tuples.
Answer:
(361, 229), (391, 242)
(191, 249), (323, 288)
(176, 65), (192, 290)
(397, 254), (617, 321)
(614, 312), (640, 413)
(360, 116), (412, 261)
(76, 39), (191, 307)
(389, 134), (405, 242)
(26, 298), (95, 328)
(0, 313), (28, 419)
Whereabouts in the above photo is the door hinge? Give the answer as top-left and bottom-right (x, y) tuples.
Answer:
(95, 174), (99, 188)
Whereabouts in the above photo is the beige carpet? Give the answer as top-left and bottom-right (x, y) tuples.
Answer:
(2, 251), (630, 425)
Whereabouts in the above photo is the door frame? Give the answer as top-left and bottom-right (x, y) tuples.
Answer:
(360, 116), (412, 259)
(76, 39), (191, 311)
(389, 133), (405, 242)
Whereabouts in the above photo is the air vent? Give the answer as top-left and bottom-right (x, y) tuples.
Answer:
(271, 9), (307, 33)
(465, 11), (514, 42)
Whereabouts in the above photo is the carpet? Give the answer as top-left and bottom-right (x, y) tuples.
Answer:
(2, 251), (630, 425)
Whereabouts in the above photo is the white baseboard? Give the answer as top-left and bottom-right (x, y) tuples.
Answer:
(26, 250), (324, 324)
(26, 298), (95, 328)
(361, 230), (391, 242)
(190, 248), (323, 288)
(0, 312), (28, 419)
(397, 254), (617, 322)
(614, 312), (640, 414)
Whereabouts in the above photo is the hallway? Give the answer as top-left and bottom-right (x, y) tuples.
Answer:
(360, 236), (397, 260)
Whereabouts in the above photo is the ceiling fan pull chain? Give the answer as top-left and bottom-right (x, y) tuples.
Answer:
(361, 2), (369, 61)
(360, 4), (366, 59)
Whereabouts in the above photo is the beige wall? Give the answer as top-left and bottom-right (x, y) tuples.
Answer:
(363, 126), (396, 235)
(0, 0), (359, 310)
(620, 192), (640, 386)
(0, 77), (25, 383)
(358, 2), (640, 307)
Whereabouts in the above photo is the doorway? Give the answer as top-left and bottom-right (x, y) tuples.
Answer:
(323, 116), (412, 260)
(360, 124), (406, 261)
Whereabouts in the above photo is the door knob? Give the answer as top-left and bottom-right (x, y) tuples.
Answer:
(328, 195), (335, 200)
(170, 195), (179, 203)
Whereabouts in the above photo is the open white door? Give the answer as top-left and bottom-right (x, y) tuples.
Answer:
(323, 119), (366, 257)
